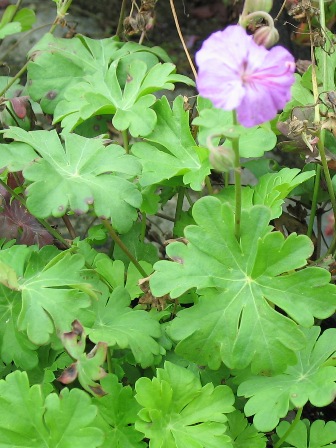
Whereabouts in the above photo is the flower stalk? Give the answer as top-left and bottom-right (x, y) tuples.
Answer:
(232, 111), (242, 242)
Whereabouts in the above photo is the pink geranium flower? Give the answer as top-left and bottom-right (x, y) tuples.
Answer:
(195, 25), (296, 127)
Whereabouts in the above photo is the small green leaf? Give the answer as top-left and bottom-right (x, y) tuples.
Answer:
(53, 59), (193, 137)
(237, 327), (336, 431)
(0, 22), (21, 38)
(132, 96), (210, 190)
(253, 168), (315, 218)
(13, 8), (36, 31)
(94, 374), (145, 448)
(16, 249), (94, 345)
(276, 419), (336, 448)
(193, 105), (277, 157)
(0, 285), (38, 370)
(226, 410), (267, 448)
(88, 286), (164, 367)
(135, 361), (235, 448)
(0, 370), (104, 447)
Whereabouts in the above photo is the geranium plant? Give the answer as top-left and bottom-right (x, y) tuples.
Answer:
(0, 0), (335, 446)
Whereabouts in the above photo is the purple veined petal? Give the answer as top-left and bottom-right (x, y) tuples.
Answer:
(197, 71), (245, 110)
(196, 25), (295, 126)
(237, 81), (280, 127)
(196, 26), (251, 74)
(196, 58), (246, 109)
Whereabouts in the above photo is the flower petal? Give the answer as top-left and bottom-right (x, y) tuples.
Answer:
(196, 25), (295, 127)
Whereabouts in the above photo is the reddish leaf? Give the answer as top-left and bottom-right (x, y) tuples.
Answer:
(0, 199), (53, 247)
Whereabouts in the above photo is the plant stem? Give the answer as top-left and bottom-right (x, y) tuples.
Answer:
(50, 0), (73, 33)
(224, 171), (229, 188)
(9, 0), (23, 20)
(308, 5), (336, 251)
(106, 347), (113, 374)
(0, 178), (70, 248)
(232, 111), (241, 242)
(156, 212), (175, 222)
(318, 139), (336, 220)
(274, 407), (303, 448)
(122, 130), (129, 154)
(205, 176), (213, 195)
(116, 0), (128, 38)
(101, 218), (147, 277)
(185, 190), (194, 206)
(140, 212), (146, 243)
(307, 164), (321, 238)
(62, 214), (76, 239)
(175, 187), (185, 223)
(169, 0), (197, 80)
(0, 62), (28, 97)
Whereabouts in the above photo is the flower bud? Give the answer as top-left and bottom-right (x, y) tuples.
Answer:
(245, 0), (273, 13)
(253, 25), (279, 48)
(208, 145), (235, 172)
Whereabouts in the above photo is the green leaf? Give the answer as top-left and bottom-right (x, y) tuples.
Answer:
(253, 168), (315, 218)
(226, 411), (266, 448)
(0, 21), (21, 38)
(193, 105), (277, 157)
(53, 59), (193, 137)
(58, 320), (108, 396)
(135, 361), (234, 448)
(237, 327), (336, 431)
(27, 33), (174, 115)
(0, 260), (19, 289)
(150, 197), (336, 373)
(0, 285), (38, 369)
(279, 74), (315, 121)
(113, 222), (158, 266)
(0, 128), (142, 232)
(88, 286), (164, 367)
(94, 374), (145, 448)
(27, 33), (122, 114)
(0, 370), (104, 447)
(13, 7), (36, 31)
(16, 249), (94, 345)
(132, 96), (210, 190)
(276, 419), (336, 448)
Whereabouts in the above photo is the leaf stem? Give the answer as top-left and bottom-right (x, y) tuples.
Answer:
(101, 218), (147, 277)
(274, 407), (303, 448)
(116, 0), (128, 38)
(185, 190), (194, 206)
(49, 0), (73, 34)
(62, 214), (76, 240)
(169, 0), (197, 80)
(174, 187), (185, 228)
(232, 111), (241, 242)
(106, 347), (113, 374)
(122, 129), (129, 154)
(307, 164), (321, 238)
(205, 176), (213, 195)
(9, 0), (23, 21)
(140, 212), (146, 243)
(0, 62), (28, 97)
